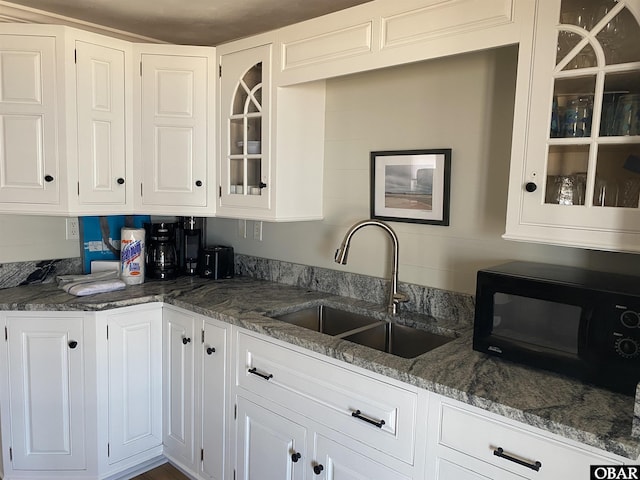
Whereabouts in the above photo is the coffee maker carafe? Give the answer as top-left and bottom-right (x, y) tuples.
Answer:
(182, 217), (203, 276)
(145, 222), (178, 280)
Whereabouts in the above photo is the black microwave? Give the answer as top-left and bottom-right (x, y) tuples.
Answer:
(473, 261), (640, 395)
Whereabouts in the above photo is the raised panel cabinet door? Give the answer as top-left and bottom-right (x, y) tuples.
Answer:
(0, 35), (59, 205)
(163, 306), (197, 468)
(312, 434), (410, 480)
(107, 308), (162, 464)
(76, 40), (127, 205)
(6, 315), (85, 471)
(235, 396), (306, 480)
(201, 320), (228, 480)
(140, 54), (208, 207)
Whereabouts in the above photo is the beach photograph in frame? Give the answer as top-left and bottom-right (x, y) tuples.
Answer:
(370, 149), (451, 225)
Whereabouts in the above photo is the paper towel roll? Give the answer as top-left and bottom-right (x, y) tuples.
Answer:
(120, 227), (145, 285)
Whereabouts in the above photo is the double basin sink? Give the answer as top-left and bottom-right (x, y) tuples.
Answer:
(271, 304), (454, 359)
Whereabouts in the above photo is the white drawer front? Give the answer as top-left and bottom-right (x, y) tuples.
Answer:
(439, 402), (621, 480)
(236, 331), (417, 464)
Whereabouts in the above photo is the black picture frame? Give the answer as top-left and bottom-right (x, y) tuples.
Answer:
(370, 149), (451, 226)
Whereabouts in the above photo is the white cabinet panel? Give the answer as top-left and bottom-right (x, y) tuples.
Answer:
(6, 314), (85, 471)
(201, 320), (228, 480)
(381, 0), (514, 49)
(235, 396), (306, 480)
(106, 307), (162, 464)
(75, 40), (127, 206)
(0, 35), (59, 205)
(313, 434), (411, 480)
(163, 305), (197, 469)
(140, 53), (208, 208)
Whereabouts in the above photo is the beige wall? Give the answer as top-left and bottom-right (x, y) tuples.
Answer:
(0, 215), (78, 263)
(207, 46), (640, 294)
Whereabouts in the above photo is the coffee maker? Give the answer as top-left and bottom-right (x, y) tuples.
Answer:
(181, 217), (203, 276)
(145, 222), (178, 280)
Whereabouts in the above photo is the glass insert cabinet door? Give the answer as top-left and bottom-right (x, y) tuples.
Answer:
(521, 0), (640, 232)
(219, 45), (270, 209)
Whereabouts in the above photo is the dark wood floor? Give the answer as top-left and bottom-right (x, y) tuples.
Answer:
(132, 463), (189, 480)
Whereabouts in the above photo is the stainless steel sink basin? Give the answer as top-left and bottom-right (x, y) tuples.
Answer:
(342, 322), (454, 358)
(272, 305), (381, 336)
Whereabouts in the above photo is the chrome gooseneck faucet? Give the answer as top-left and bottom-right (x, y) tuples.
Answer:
(334, 219), (408, 315)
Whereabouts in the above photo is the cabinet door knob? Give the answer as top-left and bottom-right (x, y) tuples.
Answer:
(182, 337), (191, 345)
(117, 178), (125, 185)
(259, 182), (267, 189)
(68, 340), (78, 349)
(44, 175), (54, 182)
(291, 452), (301, 463)
(525, 182), (537, 192)
(313, 464), (324, 475)
(195, 180), (203, 187)
(206, 346), (216, 355)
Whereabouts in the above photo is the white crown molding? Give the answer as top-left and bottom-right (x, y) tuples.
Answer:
(0, 0), (167, 43)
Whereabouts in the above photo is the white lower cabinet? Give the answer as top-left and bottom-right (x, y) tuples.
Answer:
(425, 394), (627, 480)
(3, 312), (87, 473)
(232, 329), (420, 480)
(235, 396), (307, 480)
(312, 433), (411, 480)
(162, 304), (230, 480)
(96, 304), (163, 474)
(201, 318), (229, 480)
(1, 306), (634, 480)
(163, 305), (198, 470)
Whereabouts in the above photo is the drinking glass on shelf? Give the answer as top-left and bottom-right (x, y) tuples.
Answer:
(594, 177), (618, 207)
(614, 94), (640, 136)
(562, 96), (593, 137)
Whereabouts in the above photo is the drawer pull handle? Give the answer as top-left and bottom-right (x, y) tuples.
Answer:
(291, 452), (301, 463)
(351, 409), (385, 428)
(248, 367), (273, 381)
(493, 447), (542, 471)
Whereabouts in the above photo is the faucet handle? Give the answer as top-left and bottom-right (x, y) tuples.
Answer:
(393, 292), (409, 304)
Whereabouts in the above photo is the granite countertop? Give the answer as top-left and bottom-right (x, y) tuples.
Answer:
(1, 275), (638, 460)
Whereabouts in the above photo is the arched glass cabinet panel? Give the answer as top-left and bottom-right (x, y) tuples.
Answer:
(545, 0), (640, 209)
(219, 43), (270, 212)
(228, 62), (263, 196)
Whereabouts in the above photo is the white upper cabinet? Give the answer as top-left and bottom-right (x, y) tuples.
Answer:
(0, 33), (61, 209)
(134, 45), (215, 215)
(219, 44), (271, 212)
(74, 40), (129, 210)
(217, 36), (325, 221)
(505, 0), (640, 252)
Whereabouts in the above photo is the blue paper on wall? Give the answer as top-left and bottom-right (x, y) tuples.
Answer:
(79, 215), (150, 274)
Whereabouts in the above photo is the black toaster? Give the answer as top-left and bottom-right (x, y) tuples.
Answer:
(198, 246), (234, 279)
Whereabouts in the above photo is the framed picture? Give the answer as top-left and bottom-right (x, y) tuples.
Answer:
(370, 149), (451, 225)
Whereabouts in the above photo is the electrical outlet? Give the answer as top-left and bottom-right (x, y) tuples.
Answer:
(66, 218), (79, 240)
(253, 221), (263, 241)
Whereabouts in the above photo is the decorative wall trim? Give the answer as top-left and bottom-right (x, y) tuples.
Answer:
(281, 21), (372, 70)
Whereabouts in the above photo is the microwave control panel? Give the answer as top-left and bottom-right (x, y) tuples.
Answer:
(611, 304), (640, 359)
